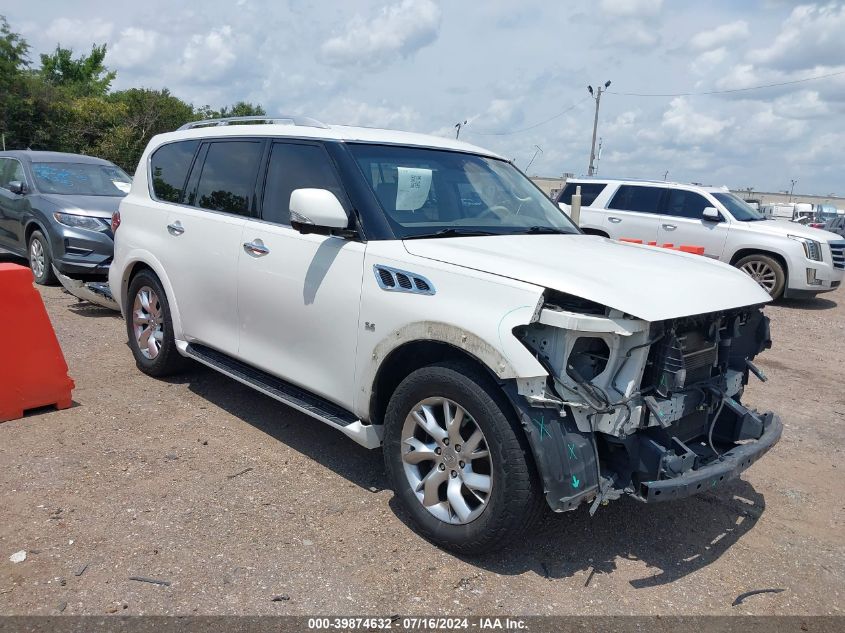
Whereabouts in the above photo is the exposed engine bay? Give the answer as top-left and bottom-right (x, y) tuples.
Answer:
(508, 290), (782, 513)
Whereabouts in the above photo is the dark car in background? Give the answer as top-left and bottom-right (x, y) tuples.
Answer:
(825, 215), (845, 239)
(0, 150), (131, 286)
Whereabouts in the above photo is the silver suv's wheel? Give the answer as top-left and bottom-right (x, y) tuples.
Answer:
(28, 230), (57, 285)
(735, 254), (786, 299)
(401, 397), (493, 525)
(384, 362), (544, 554)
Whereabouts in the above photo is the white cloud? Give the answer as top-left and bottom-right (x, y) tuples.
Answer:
(108, 28), (159, 68)
(772, 90), (831, 119)
(44, 17), (113, 49)
(318, 98), (421, 130)
(598, 0), (663, 17)
(321, 0), (441, 68)
(606, 20), (660, 48)
(661, 97), (732, 143)
(180, 26), (237, 80)
(748, 3), (845, 71)
(689, 20), (748, 51)
(691, 47), (728, 74)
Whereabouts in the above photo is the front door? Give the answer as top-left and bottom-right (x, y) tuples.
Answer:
(656, 189), (730, 259)
(0, 158), (29, 251)
(236, 140), (364, 409)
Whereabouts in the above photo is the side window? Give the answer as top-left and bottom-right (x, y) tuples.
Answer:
(150, 141), (200, 203)
(261, 142), (345, 225)
(194, 141), (263, 216)
(557, 183), (606, 206)
(0, 159), (25, 190)
(608, 185), (664, 213)
(664, 189), (711, 219)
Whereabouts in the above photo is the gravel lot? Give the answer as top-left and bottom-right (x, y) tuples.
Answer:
(1, 261), (843, 616)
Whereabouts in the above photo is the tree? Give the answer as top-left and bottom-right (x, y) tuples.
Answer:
(39, 44), (115, 97)
(0, 15), (33, 148)
(219, 101), (266, 118)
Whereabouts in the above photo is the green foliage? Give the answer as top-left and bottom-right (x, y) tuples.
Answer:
(0, 17), (266, 171)
(38, 44), (115, 97)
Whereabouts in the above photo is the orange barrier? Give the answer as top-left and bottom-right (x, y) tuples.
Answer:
(0, 263), (74, 422)
(619, 238), (705, 256)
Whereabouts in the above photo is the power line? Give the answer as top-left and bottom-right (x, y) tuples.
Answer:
(466, 97), (590, 136)
(608, 69), (845, 97)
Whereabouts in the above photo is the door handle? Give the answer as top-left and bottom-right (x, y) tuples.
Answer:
(243, 240), (270, 257)
(608, 216), (622, 223)
(167, 221), (185, 236)
(662, 224), (677, 231)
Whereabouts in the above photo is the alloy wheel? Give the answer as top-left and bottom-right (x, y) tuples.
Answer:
(740, 260), (777, 293)
(400, 397), (493, 525)
(132, 286), (164, 360)
(30, 238), (45, 279)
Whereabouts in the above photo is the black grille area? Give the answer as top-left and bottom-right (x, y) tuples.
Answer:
(378, 268), (395, 287)
(644, 318), (720, 397)
(831, 241), (844, 270)
(414, 278), (430, 292)
(396, 273), (412, 289)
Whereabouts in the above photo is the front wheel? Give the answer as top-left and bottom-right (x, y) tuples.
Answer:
(735, 254), (786, 299)
(383, 362), (544, 554)
(28, 230), (57, 285)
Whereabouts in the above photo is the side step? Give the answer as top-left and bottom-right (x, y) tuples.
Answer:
(184, 343), (382, 449)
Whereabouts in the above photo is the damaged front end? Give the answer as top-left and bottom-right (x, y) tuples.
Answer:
(508, 290), (783, 513)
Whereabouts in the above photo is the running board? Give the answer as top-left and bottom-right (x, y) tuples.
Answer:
(183, 343), (382, 449)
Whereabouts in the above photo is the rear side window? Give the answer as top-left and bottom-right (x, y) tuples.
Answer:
(664, 189), (711, 219)
(150, 141), (199, 203)
(193, 141), (263, 215)
(0, 158), (26, 190)
(608, 185), (664, 213)
(557, 182), (606, 206)
(261, 142), (345, 225)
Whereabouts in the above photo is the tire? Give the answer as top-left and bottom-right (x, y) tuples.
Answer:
(735, 254), (786, 300)
(125, 270), (188, 377)
(28, 230), (57, 285)
(383, 362), (544, 555)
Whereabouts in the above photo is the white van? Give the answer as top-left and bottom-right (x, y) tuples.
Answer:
(557, 178), (844, 299)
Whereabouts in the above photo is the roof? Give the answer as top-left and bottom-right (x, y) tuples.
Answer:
(565, 176), (729, 193)
(0, 150), (115, 165)
(151, 122), (503, 159)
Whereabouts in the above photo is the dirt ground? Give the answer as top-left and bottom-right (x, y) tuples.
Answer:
(1, 261), (843, 616)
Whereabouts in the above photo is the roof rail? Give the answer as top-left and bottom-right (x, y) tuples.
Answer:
(177, 115), (329, 131)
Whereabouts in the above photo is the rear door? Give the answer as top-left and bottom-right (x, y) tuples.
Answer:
(0, 158), (29, 251)
(604, 184), (665, 242)
(656, 188), (730, 258)
(236, 140), (364, 408)
(556, 182), (608, 232)
(162, 138), (264, 356)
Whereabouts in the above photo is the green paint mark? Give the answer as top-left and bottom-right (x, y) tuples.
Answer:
(532, 415), (551, 440)
(567, 443), (577, 460)
(712, 479), (718, 488)
(571, 474), (581, 489)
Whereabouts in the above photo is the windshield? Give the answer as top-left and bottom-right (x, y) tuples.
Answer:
(32, 162), (132, 196)
(713, 192), (765, 222)
(348, 144), (578, 238)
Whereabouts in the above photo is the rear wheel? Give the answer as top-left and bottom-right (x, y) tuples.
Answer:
(28, 230), (57, 285)
(735, 254), (785, 299)
(125, 270), (188, 377)
(383, 362), (544, 554)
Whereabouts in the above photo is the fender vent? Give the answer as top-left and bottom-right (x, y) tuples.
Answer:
(373, 265), (436, 295)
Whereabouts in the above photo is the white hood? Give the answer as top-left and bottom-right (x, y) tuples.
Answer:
(739, 219), (842, 243)
(403, 234), (771, 322)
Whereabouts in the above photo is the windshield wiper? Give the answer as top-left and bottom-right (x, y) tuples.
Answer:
(404, 228), (501, 239)
(521, 225), (571, 235)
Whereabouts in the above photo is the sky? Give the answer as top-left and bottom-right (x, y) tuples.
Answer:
(6, 0), (845, 195)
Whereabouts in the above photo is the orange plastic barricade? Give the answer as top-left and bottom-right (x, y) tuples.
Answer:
(618, 239), (705, 256)
(0, 263), (74, 422)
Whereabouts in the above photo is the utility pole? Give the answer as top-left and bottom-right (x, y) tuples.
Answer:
(587, 80), (611, 176)
(454, 120), (467, 139)
(594, 137), (603, 176)
(663, 170), (669, 181)
(525, 145), (543, 173)
(788, 178), (797, 202)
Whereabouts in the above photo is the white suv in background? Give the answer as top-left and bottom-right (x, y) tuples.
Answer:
(556, 178), (844, 300)
(110, 117), (781, 553)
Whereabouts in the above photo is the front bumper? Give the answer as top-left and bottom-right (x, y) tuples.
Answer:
(49, 223), (114, 281)
(639, 413), (782, 502)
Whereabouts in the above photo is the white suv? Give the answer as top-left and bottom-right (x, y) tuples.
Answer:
(556, 178), (845, 300)
(111, 117), (782, 553)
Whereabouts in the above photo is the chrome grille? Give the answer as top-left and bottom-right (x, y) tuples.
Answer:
(830, 241), (844, 270)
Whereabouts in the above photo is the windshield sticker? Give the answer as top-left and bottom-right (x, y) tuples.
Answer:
(396, 167), (432, 211)
(112, 180), (131, 193)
